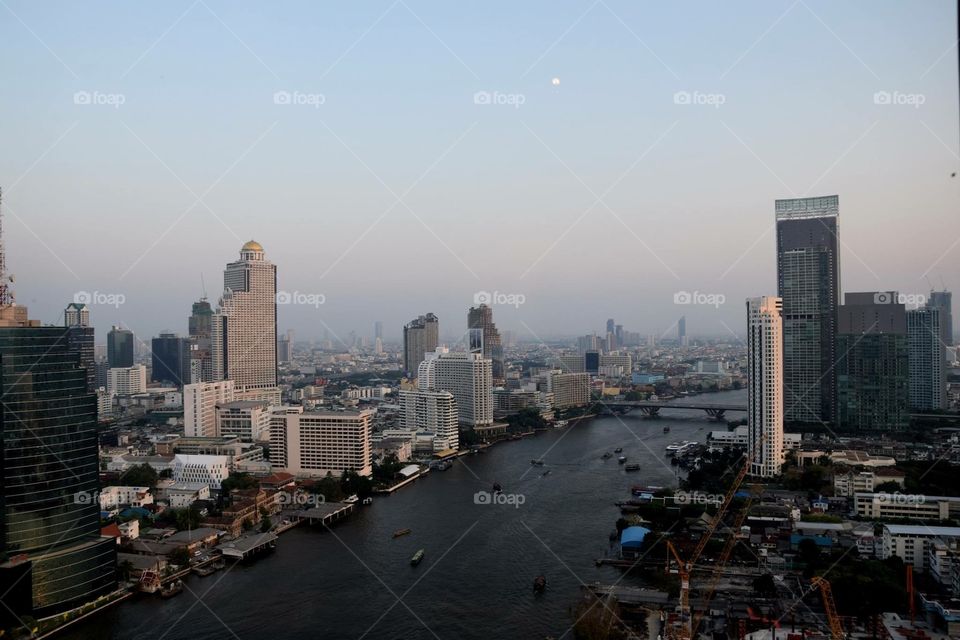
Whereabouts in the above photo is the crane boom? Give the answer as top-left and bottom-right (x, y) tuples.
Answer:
(811, 576), (844, 640)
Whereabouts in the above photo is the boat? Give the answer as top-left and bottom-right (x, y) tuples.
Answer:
(601, 452), (612, 460)
(343, 495), (360, 504)
(533, 575), (547, 593)
(212, 558), (226, 570)
(624, 464), (641, 472)
(541, 470), (551, 477)
(663, 426), (670, 433)
(614, 447), (623, 453)
(160, 580), (183, 598)
(192, 564), (217, 577)
(393, 528), (412, 538)
(530, 459), (545, 466)
(554, 420), (569, 429)
(618, 456), (627, 464)
(665, 441), (697, 456)
(410, 549), (425, 566)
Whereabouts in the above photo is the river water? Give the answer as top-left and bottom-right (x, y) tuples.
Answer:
(64, 390), (746, 640)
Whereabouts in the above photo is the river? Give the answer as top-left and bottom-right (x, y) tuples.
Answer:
(63, 389), (746, 640)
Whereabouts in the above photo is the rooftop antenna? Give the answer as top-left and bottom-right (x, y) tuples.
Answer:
(200, 272), (207, 301)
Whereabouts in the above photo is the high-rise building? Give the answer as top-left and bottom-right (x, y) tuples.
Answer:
(211, 241), (278, 401)
(151, 332), (190, 387)
(269, 408), (373, 477)
(606, 318), (615, 335)
(577, 334), (600, 353)
(836, 292), (909, 431)
(107, 364), (147, 396)
(374, 320), (383, 341)
(0, 321), (116, 616)
(547, 371), (590, 409)
(467, 304), (504, 383)
(907, 307), (947, 410)
(746, 296), (784, 478)
(678, 315), (687, 347)
(418, 348), (492, 427)
(928, 290), (953, 346)
(402, 313), (439, 377)
(184, 380), (236, 438)
(64, 302), (95, 393)
(188, 298), (213, 384)
(107, 325), (134, 368)
(216, 400), (271, 442)
(398, 389), (459, 450)
(775, 195), (840, 424)
(277, 333), (292, 363)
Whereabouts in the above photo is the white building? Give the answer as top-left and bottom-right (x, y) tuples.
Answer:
(342, 386), (392, 401)
(96, 386), (112, 419)
(211, 241), (280, 401)
(881, 524), (960, 572)
(834, 470), (905, 497)
(707, 425), (799, 451)
(418, 348), (492, 427)
(184, 380), (235, 438)
(98, 486), (153, 511)
(215, 400), (271, 442)
(746, 296), (784, 478)
(172, 454), (231, 491)
(155, 479), (211, 508)
(107, 365), (147, 396)
(269, 409), (373, 477)
(855, 493), (960, 521)
(398, 389), (458, 451)
(548, 371), (590, 409)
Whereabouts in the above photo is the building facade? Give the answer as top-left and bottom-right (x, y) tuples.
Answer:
(107, 364), (147, 396)
(151, 332), (191, 387)
(107, 325), (134, 368)
(398, 389), (459, 451)
(467, 303), (505, 383)
(907, 306), (947, 410)
(184, 380), (236, 438)
(747, 296), (785, 478)
(402, 313), (439, 377)
(417, 348), (493, 427)
(269, 409), (373, 477)
(215, 400), (271, 442)
(547, 371), (590, 409)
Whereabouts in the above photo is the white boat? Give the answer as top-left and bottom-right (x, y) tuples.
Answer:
(343, 495), (360, 504)
(665, 441), (697, 456)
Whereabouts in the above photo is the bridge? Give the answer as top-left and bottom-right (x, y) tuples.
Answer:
(603, 401), (748, 420)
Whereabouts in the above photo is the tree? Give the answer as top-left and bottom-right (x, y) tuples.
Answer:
(875, 481), (902, 493)
(171, 507), (201, 531)
(220, 472), (258, 494)
(118, 463), (159, 488)
(168, 547), (190, 567)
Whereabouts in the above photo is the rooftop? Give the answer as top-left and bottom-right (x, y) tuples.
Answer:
(884, 524), (960, 536)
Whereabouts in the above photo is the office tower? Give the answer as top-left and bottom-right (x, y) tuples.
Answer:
(269, 408), (373, 477)
(467, 304), (504, 383)
(615, 324), (624, 348)
(0, 321), (117, 616)
(64, 302), (96, 393)
(928, 290), (953, 345)
(678, 316), (687, 347)
(374, 320), (383, 341)
(746, 297), (785, 478)
(94, 359), (109, 390)
(188, 298), (213, 383)
(399, 389), (459, 450)
(836, 292), (909, 431)
(907, 307), (947, 410)
(418, 348), (492, 427)
(606, 318), (615, 335)
(559, 354), (586, 373)
(184, 380), (236, 437)
(402, 313), (439, 376)
(277, 333), (291, 363)
(107, 325), (134, 368)
(547, 371), (590, 408)
(374, 337), (383, 355)
(151, 332), (190, 386)
(584, 350), (600, 374)
(775, 195), (840, 424)
(107, 364), (147, 395)
(211, 241), (279, 401)
(216, 400), (271, 442)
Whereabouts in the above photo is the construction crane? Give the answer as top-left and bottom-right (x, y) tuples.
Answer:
(810, 576), (845, 640)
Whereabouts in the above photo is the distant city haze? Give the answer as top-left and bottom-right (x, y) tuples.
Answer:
(1, 1), (957, 342)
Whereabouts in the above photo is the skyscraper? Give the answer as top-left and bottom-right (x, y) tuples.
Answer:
(467, 303), (504, 383)
(64, 302), (95, 393)
(188, 298), (213, 383)
(836, 292), (909, 431)
(403, 313), (439, 377)
(746, 296), (784, 478)
(928, 290), (953, 345)
(418, 348), (493, 427)
(398, 389), (459, 450)
(775, 195), (840, 424)
(678, 315), (687, 347)
(151, 332), (190, 386)
(107, 325), (134, 368)
(906, 307), (947, 410)
(211, 241), (279, 402)
(374, 320), (383, 341)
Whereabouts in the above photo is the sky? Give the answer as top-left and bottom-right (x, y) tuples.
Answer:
(1, 0), (958, 345)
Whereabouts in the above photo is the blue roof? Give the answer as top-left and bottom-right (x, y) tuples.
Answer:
(620, 526), (651, 548)
(791, 533), (833, 547)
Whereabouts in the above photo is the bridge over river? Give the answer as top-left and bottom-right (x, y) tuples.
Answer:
(603, 400), (748, 420)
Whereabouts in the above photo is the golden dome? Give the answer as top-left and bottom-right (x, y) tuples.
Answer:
(241, 240), (263, 253)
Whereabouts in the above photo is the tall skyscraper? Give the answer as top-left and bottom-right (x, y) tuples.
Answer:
(188, 298), (213, 383)
(746, 296), (784, 478)
(907, 307), (947, 410)
(374, 320), (383, 341)
(678, 315), (687, 347)
(151, 332), (190, 386)
(64, 302), (95, 393)
(775, 195), (840, 424)
(467, 303), (504, 383)
(836, 292), (909, 431)
(107, 325), (134, 368)
(606, 318), (615, 335)
(211, 241), (279, 402)
(418, 348), (493, 427)
(277, 333), (292, 363)
(928, 290), (953, 345)
(403, 313), (439, 376)
(399, 389), (459, 450)
(184, 380), (236, 437)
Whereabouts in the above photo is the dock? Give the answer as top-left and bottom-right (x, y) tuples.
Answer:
(217, 532), (278, 560)
(585, 584), (670, 606)
(286, 502), (355, 526)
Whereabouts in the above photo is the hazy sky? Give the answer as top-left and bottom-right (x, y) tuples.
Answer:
(2, 0), (958, 345)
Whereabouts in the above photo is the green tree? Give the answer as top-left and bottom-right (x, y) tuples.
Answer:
(260, 516), (272, 532)
(118, 463), (159, 488)
(220, 472), (258, 494)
